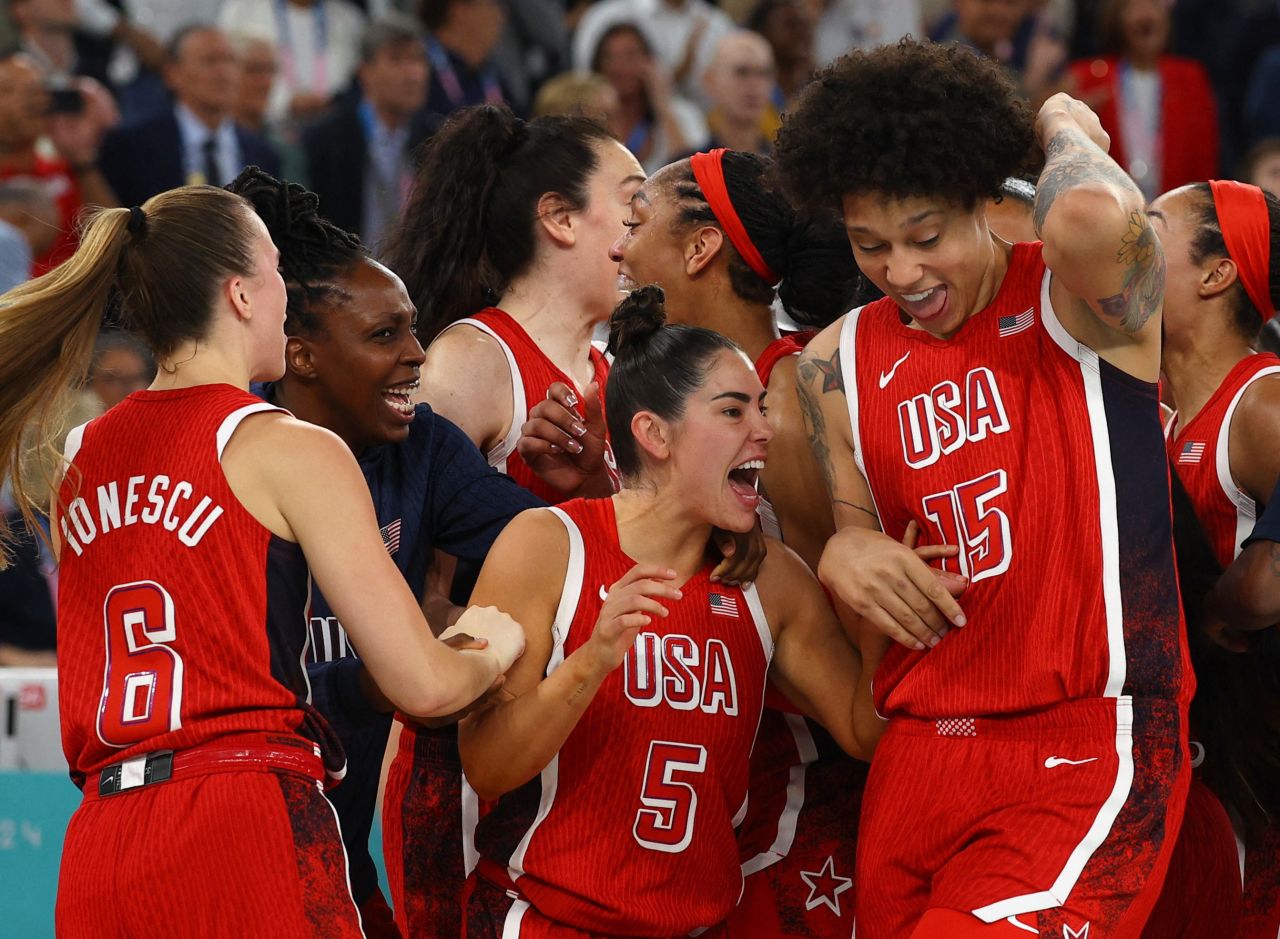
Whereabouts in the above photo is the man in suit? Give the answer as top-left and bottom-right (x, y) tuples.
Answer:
(303, 13), (434, 251)
(98, 24), (280, 206)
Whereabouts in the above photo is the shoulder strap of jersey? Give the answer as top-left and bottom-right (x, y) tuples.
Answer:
(836, 306), (870, 481)
(739, 582), (774, 664)
(440, 316), (525, 470)
(755, 334), (810, 387)
(1213, 363), (1280, 544)
(543, 505), (586, 677)
(216, 402), (288, 461)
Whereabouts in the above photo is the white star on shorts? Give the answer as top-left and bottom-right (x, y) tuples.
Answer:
(799, 855), (853, 916)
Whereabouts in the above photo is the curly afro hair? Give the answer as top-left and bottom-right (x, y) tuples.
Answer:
(774, 39), (1039, 214)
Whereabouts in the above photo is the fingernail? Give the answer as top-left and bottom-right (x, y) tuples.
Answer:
(709, 575), (720, 582)
(568, 440), (583, 453)
(566, 393), (578, 407)
(572, 423), (587, 437)
(914, 640), (926, 651)
(954, 613), (967, 627)
(928, 634), (940, 648)
(673, 590), (683, 599)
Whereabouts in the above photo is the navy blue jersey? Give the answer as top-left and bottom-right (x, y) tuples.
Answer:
(254, 388), (545, 904)
(1244, 476), (1280, 547)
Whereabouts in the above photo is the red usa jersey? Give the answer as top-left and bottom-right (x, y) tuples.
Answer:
(1166, 353), (1280, 568)
(56, 385), (339, 785)
(473, 497), (772, 935)
(440, 307), (612, 504)
(841, 242), (1189, 719)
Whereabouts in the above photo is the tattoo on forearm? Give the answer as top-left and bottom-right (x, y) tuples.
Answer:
(1033, 127), (1140, 237)
(835, 499), (878, 521)
(1095, 211), (1166, 332)
(795, 365), (837, 497)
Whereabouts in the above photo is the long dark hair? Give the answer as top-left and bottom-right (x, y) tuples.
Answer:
(381, 104), (614, 342)
(1186, 182), (1280, 342)
(605, 285), (740, 479)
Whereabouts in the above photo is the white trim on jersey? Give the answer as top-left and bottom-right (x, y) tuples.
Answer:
(505, 506), (585, 883)
(62, 420), (90, 469)
(971, 269), (1136, 923)
(740, 713), (818, 877)
(215, 402), (285, 461)
(461, 781), (482, 877)
(741, 583), (775, 664)
(1214, 365), (1280, 559)
(501, 898), (531, 938)
(442, 317), (526, 473)
(837, 307), (884, 528)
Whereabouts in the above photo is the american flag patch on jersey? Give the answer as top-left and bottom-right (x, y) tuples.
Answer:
(1178, 441), (1206, 464)
(709, 592), (739, 618)
(998, 307), (1035, 337)
(380, 518), (402, 555)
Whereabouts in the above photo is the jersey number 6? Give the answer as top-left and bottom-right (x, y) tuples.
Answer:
(633, 740), (708, 854)
(97, 580), (185, 748)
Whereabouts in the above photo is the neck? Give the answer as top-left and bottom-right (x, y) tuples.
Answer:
(613, 488), (713, 583)
(941, 235), (1007, 338)
(711, 112), (765, 155)
(1163, 317), (1254, 429)
(500, 274), (601, 388)
(435, 26), (487, 69)
(1127, 50), (1160, 71)
(181, 100), (225, 132)
(268, 379), (366, 456)
(148, 336), (252, 394)
(369, 99), (408, 132)
(686, 280), (777, 362)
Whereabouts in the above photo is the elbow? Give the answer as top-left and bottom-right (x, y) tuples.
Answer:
(1040, 184), (1139, 247)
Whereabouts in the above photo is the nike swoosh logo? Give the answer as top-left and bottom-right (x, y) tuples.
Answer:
(878, 351), (911, 388)
(1044, 756), (1098, 768)
(599, 585), (608, 602)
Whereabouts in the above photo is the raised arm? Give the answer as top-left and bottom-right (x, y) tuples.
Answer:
(795, 323), (967, 650)
(1033, 93), (1164, 375)
(458, 511), (681, 801)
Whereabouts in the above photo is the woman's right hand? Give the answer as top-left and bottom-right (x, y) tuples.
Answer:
(584, 564), (682, 676)
(517, 381), (615, 498)
(450, 605), (526, 672)
(817, 524), (968, 651)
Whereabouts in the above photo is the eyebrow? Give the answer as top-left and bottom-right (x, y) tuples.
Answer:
(1145, 209), (1166, 223)
(630, 189), (651, 207)
(620, 174), (646, 191)
(847, 209), (941, 236)
(712, 391), (752, 403)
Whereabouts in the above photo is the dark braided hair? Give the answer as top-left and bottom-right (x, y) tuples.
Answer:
(226, 166), (366, 336)
(663, 152), (871, 328)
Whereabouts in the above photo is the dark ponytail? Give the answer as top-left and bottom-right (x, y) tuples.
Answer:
(605, 285), (739, 479)
(667, 151), (869, 328)
(1188, 182), (1280, 341)
(228, 167), (366, 336)
(382, 104), (614, 342)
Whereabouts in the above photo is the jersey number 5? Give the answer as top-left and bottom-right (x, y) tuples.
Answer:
(97, 581), (185, 748)
(633, 740), (707, 854)
(921, 469), (1012, 583)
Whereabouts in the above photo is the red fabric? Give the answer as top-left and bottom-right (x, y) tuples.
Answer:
(1166, 353), (1280, 567)
(460, 308), (611, 504)
(57, 771), (363, 937)
(0, 151), (83, 275)
(691, 148), (780, 285)
(857, 701), (1189, 939)
(56, 385), (337, 782)
(848, 242), (1190, 719)
(1240, 824), (1280, 939)
(474, 497), (771, 935)
(1067, 56), (1219, 193)
(1210, 180), (1276, 321)
(754, 332), (816, 387)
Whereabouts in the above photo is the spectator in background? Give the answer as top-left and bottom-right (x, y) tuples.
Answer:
(0, 50), (116, 275)
(304, 14), (435, 250)
(1244, 44), (1280, 156)
(0, 179), (58, 291)
(748, 0), (817, 108)
(814, 0), (924, 65)
(930, 0), (1067, 105)
(218, 0), (367, 126)
(1241, 138), (1280, 196)
(490, 0), (569, 117)
(420, 0), (509, 116)
(10, 0), (82, 80)
(572, 0), (734, 103)
(1069, 0), (1218, 201)
(97, 26), (281, 206)
(230, 32), (308, 184)
(591, 21), (707, 172)
(532, 70), (622, 138)
(702, 30), (776, 155)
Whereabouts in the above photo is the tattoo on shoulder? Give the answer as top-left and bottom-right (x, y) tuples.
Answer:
(797, 347), (845, 395)
(1095, 210), (1165, 332)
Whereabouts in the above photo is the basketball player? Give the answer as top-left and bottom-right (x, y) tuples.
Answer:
(1148, 179), (1280, 939)
(776, 40), (1189, 937)
(228, 167), (547, 937)
(0, 187), (523, 935)
(459, 285), (912, 938)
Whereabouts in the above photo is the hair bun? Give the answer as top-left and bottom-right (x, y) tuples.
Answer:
(607, 284), (667, 356)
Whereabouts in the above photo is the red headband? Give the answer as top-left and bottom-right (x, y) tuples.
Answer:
(689, 148), (780, 286)
(1208, 179), (1275, 323)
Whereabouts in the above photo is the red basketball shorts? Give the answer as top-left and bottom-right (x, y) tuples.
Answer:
(57, 764), (362, 938)
(857, 697), (1189, 939)
(465, 873), (729, 939)
(728, 711), (866, 939)
(383, 721), (476, 938)
(1141, 776), (1241, 938)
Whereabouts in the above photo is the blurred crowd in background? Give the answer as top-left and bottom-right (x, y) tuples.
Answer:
(2, 0), (1279, 662)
